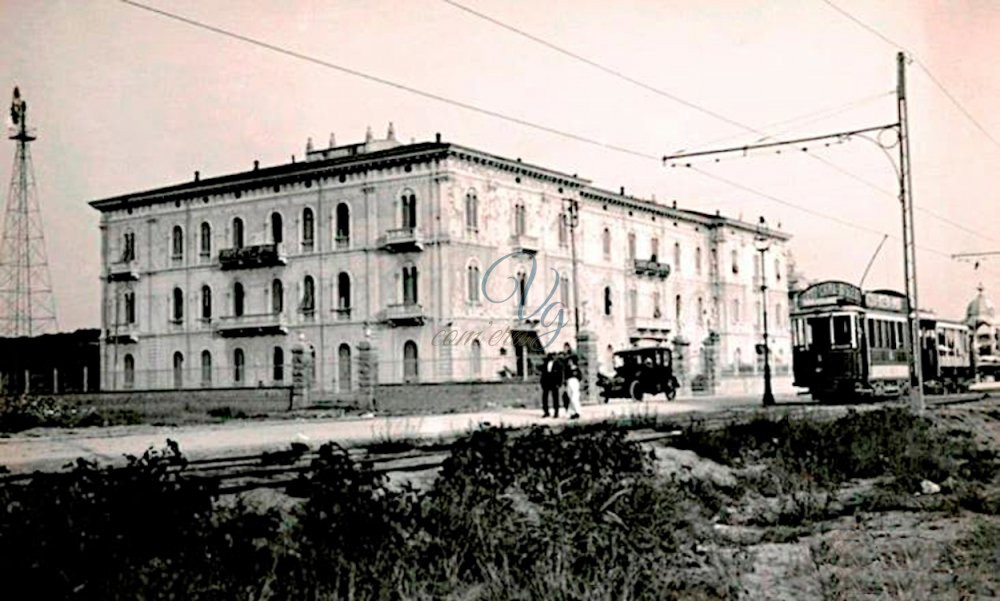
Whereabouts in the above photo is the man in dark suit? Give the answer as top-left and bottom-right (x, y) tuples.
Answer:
(540, 352), (563, 418)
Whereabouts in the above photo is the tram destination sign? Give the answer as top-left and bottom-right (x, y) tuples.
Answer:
(797, 281), (863, 307)
(864, 290), (906, 312)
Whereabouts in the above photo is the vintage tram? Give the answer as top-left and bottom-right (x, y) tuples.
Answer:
(791, 281), (974, 401)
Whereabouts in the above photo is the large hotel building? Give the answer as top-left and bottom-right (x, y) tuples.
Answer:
(90, 127), (793, 400)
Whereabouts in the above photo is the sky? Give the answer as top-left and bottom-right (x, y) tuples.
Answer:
(1, 0), (998, 331)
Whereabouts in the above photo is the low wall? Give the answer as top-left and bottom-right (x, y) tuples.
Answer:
(51, 387), (294, 420)
(372, 380), (540, 414)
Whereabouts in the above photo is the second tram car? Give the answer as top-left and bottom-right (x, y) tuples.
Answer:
(791, 281), (974, 401)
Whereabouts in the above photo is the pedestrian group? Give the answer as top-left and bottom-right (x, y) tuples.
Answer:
(539, 342), (583, 419)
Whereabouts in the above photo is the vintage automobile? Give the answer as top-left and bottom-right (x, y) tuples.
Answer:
(597, 347), (679, 402)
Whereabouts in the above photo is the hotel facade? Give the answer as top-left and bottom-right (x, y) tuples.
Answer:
(90, 127), (794, 400)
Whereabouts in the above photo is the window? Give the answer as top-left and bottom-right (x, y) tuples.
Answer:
(338, 344), (352, 391)
(270, 212), (283, 245)
(337, 272), (352, 313)
(467, 264), (480, 303)
(517, 270), (527, 307)
(602, 228), (611, 259)
(201, 350), (212, 386)
(775, 258), (782, 281)
(558, 213), (569, 247)
(696, 246), (702, 274)
(465, 190), (478, 229)
(301, 275), (315, 314)
(172, 287), (184, 322)
(403, 340), (419, 382)
(201, 285), (212, 320)
(560, 275), (570, 308)
(199, 222), (211, 256)
(302, 207), (314, 250)
(400, 190), (417, 229)
(402, 266), (418, 304)
(124, 292), (136, 324)
(173, 352), (184, 388)
(628, 289), (637, 317)
(627, 233), (636, 260)
(123, 354), (135, 389)
(232, 217), (244, 249)
(273, 347), (284, 381)
(675, 294), (682, 323)
(336, 203), (350, 248)
(233, 282), (245, 317)
(697, 296), (704, 325)
(604, 286), (613, 316)
(471, 340), (482, 378)
(711, 248), (718, 273)
(515, 204), (526, 236)
(272, 279), (284, 314)
(833, 315), (853, 347)
(122, 231), (136, 262)
(731, 250), (739, 274)
(732, 298), (740, 324)
(171, 225), (184, 260)
(233, 348), (245, 384)
(653, 291), (662, 318)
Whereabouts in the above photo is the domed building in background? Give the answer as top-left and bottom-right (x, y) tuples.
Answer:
(966, 284), (998, 370)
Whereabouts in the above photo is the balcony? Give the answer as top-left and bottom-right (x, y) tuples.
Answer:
(377, 227), (423, 252)
(626, 315), (672, 337)
(381, 302), (426, 326)
(633, 259), (671, 279)
(105, 323), (140, 344)
(218, 243), (287, 270)
(107, 262), (140, 282)
(215, 312), (288, 337)
(509, 233), (540, 255)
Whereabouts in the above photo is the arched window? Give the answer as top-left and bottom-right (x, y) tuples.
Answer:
(123, 354), (135, 389)
(233, 348), (245, 384)
(558, 213), (569, 247)
(732, 298), (740, 324)
(515, 204), (526, 236)
(403, 340), (419, 382)
(606, 344), (614, 372)
(465, 189), (478, 229)
(696, 246), (702, 274)
(337, 272), (352, 314)
(628, 289), (638, 317)
(400, 190), (417, 229)
(672, 241), (680, 270)
(121, 231), (136, 262)
(173, 351), (184, 388)
(301, 275), (315, 314)
(627, 233), (636, 260)
(731, 250), (740, 274)
(201, 285), (212, 320)
(602, 228), (611, 259)
(232, 217), (244, 249)
(233, 282), (245, 317)
(697, 296), (704, 325)
(651, 238), (660, 262)
(336, 203), (350, 248)
(775, 258), (782, 281)
(338, 343), (352, 392)
(653, 291), (662, 318)
(517, 270), (527, 307)
(560, 275), (570, 308)
(604, 286), (613, 316)
(273, 347), (285, 381)
(200, 350), (212, 385)
(124, 292), (136, 324)
(199, 222), (211, 256)
(301, 207), (314, 250)
(402, 266), (418, 304)
(271, 212), (283, 245)
(471, 339), (482, 378)
(272, 279), (284, 314)
(735, 347), (743, 370)
(171, 225), (184, 260)
(467, 263), (480, 303)
(172, 287), (184, 322)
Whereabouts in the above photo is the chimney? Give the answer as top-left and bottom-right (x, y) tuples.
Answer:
(329, 132), (336, 148)
(194, 170), (200, 182)
(672, 200), (677, 209)
(435, 132), (442, 143)
(387, 121), (396, 141)
(365, 126), (374, 143)
(253, 160), (259, 171)
(305, 137), (314, 154)
(620, 186), (625, 195)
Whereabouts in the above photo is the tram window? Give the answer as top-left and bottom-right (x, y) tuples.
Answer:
(809, 317), (831, 349)
(867, 320), (875, 346)
(895, 322), (904, 349)
(832, 315), (852, 346)
(878, 321), (887, 348)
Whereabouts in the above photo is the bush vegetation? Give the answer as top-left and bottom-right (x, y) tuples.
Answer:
(0, 395), (142, 432)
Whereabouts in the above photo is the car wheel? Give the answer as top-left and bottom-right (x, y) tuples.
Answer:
(629, 381), (643, 401)
(666, 386), (677, 401)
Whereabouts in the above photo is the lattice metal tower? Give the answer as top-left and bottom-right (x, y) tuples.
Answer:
(0, 86), (58, 336)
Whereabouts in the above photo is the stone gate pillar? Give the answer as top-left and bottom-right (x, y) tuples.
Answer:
(291, 333), (313, 409)
(672, 336), (690, 395)
(357, 338), (378, 412)
(702, 331), (720, 396)
(576, 330), (597, 403)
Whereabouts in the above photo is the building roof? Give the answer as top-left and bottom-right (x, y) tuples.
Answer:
(966, 283), (996, 326)
(88, 134), (791, 241)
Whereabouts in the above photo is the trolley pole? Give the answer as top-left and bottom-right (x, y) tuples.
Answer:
(897, 51), (925, 412)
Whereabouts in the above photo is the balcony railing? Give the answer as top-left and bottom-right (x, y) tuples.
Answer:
(218, 243), (287, 270)
(377, 227), (423, 252)
(509, 233), (540, 255)
(105, 323), (140, 344)
(633, 259), (671, 279)
(381, 302), (426, 326)
(215, 312), (289, 337)
(108, 262), (140, 282)
(626, 315), (672, 335)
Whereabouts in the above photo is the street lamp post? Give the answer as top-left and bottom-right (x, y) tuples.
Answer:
(754, 221), (776, 407)
(564, 198), (581, 341)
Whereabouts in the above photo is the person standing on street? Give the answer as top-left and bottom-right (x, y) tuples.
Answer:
(564, 345), (582, 420)
(540, 352), (563, 418)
